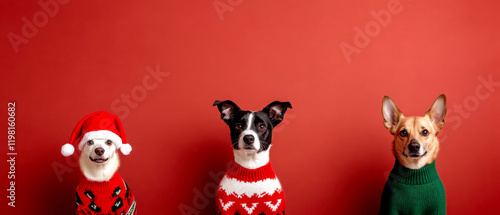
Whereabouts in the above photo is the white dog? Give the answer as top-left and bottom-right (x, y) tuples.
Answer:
(61, 111), (136, 215)
(79, 139), (120, 182)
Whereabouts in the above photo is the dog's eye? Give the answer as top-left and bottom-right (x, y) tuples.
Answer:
(421, 129), (429, 136)
(106, 140), (112, 145)
(259, 124), (266, 130)
(399, 129), (408, 137)
(235, 123), (243, 129)
(87, 140), (94, 145)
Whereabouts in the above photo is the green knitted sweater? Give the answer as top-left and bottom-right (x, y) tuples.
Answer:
(379, 160), (446, 215)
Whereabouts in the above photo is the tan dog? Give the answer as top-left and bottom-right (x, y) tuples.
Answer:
(382, 94), (447, 169)
(379, 94), (447, 214)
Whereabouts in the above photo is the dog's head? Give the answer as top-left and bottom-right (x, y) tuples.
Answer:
(81, 138), (118, 165)
(382, 94), (447, 169)
(213, 100), (292, 153)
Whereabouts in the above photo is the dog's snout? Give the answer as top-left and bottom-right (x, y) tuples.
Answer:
(94, 147), (105, 156)
(243, 135), (254, 145)
(408, 139), (420, 152)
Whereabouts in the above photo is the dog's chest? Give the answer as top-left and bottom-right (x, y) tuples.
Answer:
(216, 161), (285, 215)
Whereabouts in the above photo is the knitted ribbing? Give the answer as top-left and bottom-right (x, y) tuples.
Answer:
(388, 160), (439, 185)
(379, 160), (446, 215)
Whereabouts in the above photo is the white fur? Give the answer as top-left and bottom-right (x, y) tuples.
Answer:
(400, 153), (434, 170)
(234, 148), (270, 169)
(219, 175), (282, 198)
(78, 130), (123, 151)
(79, 139), (120, 182)
(234, 112), (270, 169)
(240, 113), (260, 151)
(245, 113), (254, 130)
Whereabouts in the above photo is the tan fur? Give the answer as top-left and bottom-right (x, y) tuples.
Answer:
(79, 139), (120, 181)
(382, 95), (447, 169)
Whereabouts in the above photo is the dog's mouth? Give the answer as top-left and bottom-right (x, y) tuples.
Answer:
(89, 157), (109, 163)
(243, 145), (256, 150)
(405, 151), (427, 158)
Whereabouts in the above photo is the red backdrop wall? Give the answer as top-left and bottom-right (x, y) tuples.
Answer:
(1, 0), (499, 214)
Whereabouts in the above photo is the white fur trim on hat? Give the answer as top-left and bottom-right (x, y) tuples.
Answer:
(61, 143), (75, 157)
(120, 143), (132, 155)
(78, 130), (123, 150)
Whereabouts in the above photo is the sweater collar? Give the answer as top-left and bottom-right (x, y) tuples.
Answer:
(226, 160), (276, 182)
(79, 172), (123, 192)
(389, 160), (440, 185)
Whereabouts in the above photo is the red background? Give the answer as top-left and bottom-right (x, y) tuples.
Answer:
(1, 0), (499, 214)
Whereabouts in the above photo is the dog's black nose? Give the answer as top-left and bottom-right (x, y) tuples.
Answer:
(95, 147), (105, 156)
(243, 135), (254, 144)
(408, 141), (420, 152)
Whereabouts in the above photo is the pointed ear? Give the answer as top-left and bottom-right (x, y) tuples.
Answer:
(425, 94), (447, 132)
(213, 100), (241, 124)
(262, 101), (292, 127)
(382, 96), (404, 134)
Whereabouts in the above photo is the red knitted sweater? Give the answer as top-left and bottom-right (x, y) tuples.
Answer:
(216, 161), (285, 215)
(75, 173), (137, 215)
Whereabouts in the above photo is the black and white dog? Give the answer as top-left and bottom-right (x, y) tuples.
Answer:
(213, 100), (291, 215)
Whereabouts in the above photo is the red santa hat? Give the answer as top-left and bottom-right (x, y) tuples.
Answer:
(61, 111), (132, 157)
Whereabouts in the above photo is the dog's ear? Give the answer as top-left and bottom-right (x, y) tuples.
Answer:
(382, 96), (404, 134)
(213, 100), (241, 124)
(425, 94), (447, 132)
(262, 101), (292, 127)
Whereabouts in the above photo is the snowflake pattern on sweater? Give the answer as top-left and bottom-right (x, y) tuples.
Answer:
(75, 173), (137, 215)
(216, 161), (285, 215)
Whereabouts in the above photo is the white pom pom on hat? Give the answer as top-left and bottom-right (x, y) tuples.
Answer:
(61, 143), (75, 157)
(61, 111), (132, 156)
(120, 143), (132, 155)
